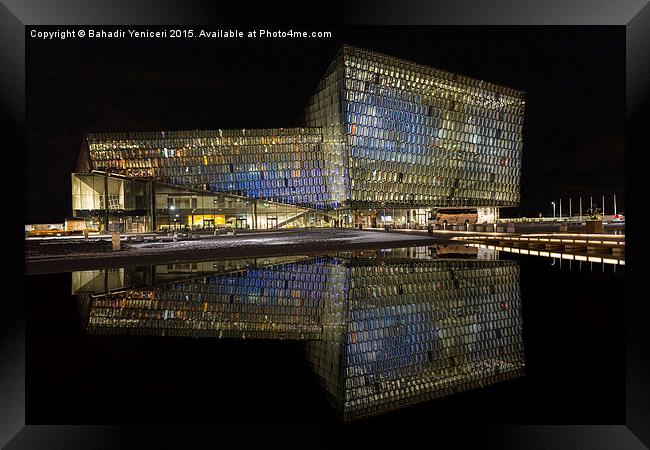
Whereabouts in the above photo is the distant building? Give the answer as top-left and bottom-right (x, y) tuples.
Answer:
(74, 45), (525, 232)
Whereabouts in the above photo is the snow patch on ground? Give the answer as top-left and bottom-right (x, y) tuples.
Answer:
(26, 229), (432, 261)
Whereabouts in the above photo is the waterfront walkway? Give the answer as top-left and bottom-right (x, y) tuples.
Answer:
(25, 229), (441, 275)
(377, 227), (625, 264)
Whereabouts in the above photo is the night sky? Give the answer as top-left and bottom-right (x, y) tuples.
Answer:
(26, 26), (625, 223)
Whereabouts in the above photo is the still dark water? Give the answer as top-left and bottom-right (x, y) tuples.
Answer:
(26, 245), (624, 426)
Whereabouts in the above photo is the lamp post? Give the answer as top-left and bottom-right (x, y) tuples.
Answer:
(579, 197), (582, 220)
(559, 199), (562, 219)
(613, 194), (617, 215)
(602, 195), (605, 218)
(569, 198), (572, 219)
(551, 201), (556, 219)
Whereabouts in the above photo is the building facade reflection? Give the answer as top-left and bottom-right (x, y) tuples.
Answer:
(306, 258), (523, 421)
(75, 249), (524, 421)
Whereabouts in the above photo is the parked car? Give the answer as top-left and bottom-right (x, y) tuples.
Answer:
(611, 213), (625, 222)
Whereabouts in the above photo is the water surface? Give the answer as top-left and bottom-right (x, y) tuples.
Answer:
(26, 245), (624, 425)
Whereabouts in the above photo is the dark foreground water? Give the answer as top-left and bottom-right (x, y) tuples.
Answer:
(25, 245), (624, 426)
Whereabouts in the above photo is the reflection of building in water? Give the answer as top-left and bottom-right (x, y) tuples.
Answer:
(306, 258), (523, 421)
(77, 256), (337, 340)
(72, 257), (314, 295)
(75, 251), (522, 421)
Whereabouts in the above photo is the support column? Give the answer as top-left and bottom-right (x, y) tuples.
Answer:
(150, 181), (156, 232)
(253, 199), (258, 230)
(104, 174), (109, 233)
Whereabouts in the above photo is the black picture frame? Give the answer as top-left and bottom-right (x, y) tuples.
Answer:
(6, 1), (648, 448)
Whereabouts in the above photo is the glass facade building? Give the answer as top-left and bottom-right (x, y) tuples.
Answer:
(72, 171), (328, 232)
(74, 251), (524, 421)
(303, 45), (525, 211)
(74, 45), (525, 230)
(78, 128), (342, 210)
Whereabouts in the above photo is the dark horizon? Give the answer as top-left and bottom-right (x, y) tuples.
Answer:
(25, 26), (625, 223)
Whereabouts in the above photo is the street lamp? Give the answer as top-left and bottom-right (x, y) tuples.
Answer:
(551, 201), (556, 219)
(579, 197), (582, 220)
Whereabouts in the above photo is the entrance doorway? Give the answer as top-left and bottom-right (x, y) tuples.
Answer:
(267, 217), (278, 229)
(236, 218), (247, 229)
